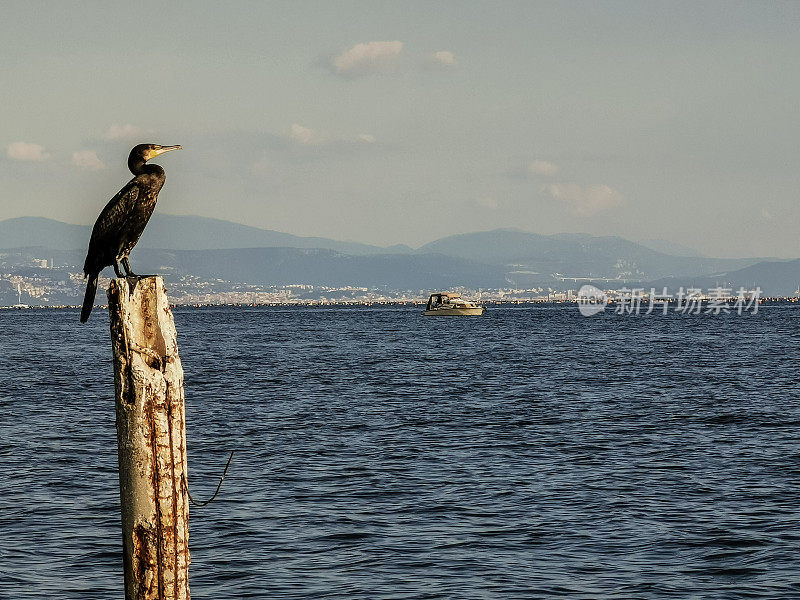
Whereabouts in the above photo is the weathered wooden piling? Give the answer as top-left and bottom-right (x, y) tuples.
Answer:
(108, 276), (190, 600)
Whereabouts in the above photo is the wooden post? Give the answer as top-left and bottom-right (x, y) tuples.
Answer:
(108, 276), (190, 600)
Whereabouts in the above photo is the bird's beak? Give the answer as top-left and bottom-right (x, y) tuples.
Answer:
(151, 145), (182, 158)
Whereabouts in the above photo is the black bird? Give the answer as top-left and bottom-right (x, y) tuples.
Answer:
(80, 143), (181, 322)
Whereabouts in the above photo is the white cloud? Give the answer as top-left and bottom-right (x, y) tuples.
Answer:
(105, 124), (144, 140)
(475, 196), (499, 210)
(529, 160), (558, 176)
(432, 50), (456, 67)
(289, 123), (321, 145)
(73, 150), (106, 171)
(289, 125), (377, 146)
(7, 142), (48, 161)
(544, 183), (625, 216)
(331, 41), (403, 77)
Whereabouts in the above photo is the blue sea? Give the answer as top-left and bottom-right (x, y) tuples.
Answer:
(1, 305), (799, 599)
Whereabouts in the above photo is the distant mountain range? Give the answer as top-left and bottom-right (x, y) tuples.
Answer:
(0, 215), (796, 294)
(415, 229), (770, 282)
(0, 215), (413, 255)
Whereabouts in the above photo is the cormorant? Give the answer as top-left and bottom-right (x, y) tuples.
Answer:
(80, 143), (181, 322)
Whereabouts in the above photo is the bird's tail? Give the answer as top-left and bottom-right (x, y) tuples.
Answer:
(80, 273), (99, 323)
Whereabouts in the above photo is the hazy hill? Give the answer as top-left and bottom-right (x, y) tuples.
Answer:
(417, 229), (767, 282)
(0, 215), (412, 255)
(0, 217), (88, 251)
(137, 215), (413, 255)
(132, 247), (508, 289)
(0, 246), (506, 292)
(646, 258), (800, 297)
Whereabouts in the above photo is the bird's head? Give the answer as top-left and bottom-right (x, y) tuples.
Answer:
(128, 144), (181, 174)
(132, 143), (182, 162)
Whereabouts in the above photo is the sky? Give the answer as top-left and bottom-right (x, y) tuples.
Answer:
(1, 0), (799, 257)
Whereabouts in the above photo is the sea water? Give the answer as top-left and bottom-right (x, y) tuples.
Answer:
(1, 305), (799, 599)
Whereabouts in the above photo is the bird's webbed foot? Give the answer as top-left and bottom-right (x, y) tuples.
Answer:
(113, 261), (124, 278)
(122, 257), (137, 278)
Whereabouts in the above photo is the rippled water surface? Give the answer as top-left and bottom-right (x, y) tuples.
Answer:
(2, 305), (799, 599)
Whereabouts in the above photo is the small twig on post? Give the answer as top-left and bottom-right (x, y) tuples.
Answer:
(184, 450), (235, 508)
(108, 276), (190, 600)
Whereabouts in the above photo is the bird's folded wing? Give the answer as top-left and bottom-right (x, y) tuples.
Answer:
(90, 184), (140, 243)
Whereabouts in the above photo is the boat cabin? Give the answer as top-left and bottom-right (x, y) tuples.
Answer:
(426, 293), (461, 310)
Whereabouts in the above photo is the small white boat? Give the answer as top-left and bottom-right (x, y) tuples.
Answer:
(424, 292), (484, 316)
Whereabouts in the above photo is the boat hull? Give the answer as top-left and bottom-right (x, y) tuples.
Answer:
(424, 307), (485, 316)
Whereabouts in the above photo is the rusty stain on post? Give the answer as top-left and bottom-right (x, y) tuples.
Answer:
(108, 276), (190, 600)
